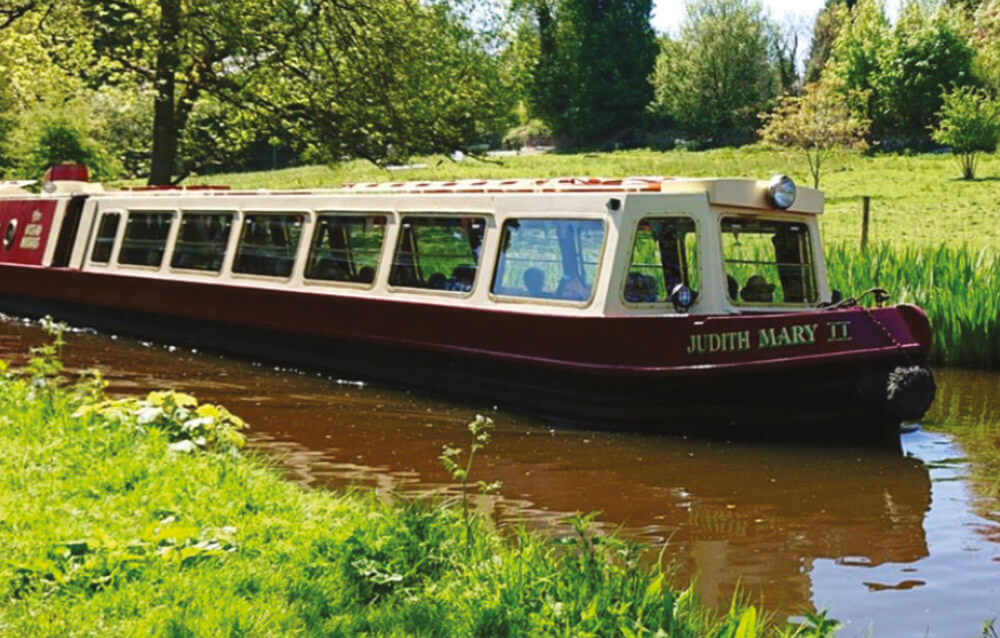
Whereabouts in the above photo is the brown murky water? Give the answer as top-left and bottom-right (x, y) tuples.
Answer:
(1, 316), (998, 636)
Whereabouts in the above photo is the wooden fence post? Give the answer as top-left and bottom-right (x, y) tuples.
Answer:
(860, 196), (870, 252)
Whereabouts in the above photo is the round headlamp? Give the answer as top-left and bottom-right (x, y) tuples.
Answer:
(670, 283), (695, 313)
(767, 174), (796, 209)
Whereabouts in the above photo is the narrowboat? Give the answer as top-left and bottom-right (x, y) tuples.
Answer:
(0, 166), (935, 439)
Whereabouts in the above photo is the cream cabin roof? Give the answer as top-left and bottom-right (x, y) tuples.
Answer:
(86, 176), (823, 215)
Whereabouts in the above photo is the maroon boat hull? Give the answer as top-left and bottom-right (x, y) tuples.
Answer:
(0, 263), (933, 439)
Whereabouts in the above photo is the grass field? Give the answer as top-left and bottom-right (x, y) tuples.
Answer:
(181, 147), (1000, 251)
(0, 337), (837, 637)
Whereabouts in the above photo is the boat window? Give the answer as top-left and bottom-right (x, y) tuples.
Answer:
(91, 213), (121, 263)
(306, 214), (386, 284)
(233, 214), (304, 278)
(389, 216), (485, 292)
(721, 217), (817, 305)
(4, 219), (17, 250)
(170, 212), (234, 272)
(624, 217), (698, 304)
(492, 218), (605, 302)
(119, 211), (174, 267)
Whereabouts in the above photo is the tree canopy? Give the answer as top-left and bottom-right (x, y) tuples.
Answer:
(524, 0), (657, 146)
(649, 0), (780, 145)
(4, 0), (1000, 182)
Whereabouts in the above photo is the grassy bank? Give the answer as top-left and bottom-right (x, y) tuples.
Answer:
(179, 147), (1000, 251)
(0, 333), (835, 637)
(826, 243), (1000, 369)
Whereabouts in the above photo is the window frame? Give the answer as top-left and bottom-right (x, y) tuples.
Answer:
(487, 215), (609, 308)
(717, 213), (819, 308)
(117, 210), (176, 270)
(303, 211), (390, 289)
(386, 213), (488, 298)
(167, 210), (236, 275)
(87, 210), (124, 266)
(620, 214), (701, 310)
(230, 211), (307, 281)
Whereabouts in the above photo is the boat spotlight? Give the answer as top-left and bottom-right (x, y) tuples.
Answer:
(670, 284), (695, 313)
(767, 174), (796, 209)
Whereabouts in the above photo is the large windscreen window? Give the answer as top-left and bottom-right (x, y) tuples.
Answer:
(491, 218), (605, 302)
(170, 212), (233, 272)
(306, 214), (386, 285)
(721, 217), (817, 305)
(389, 216), (485, 292)
(119, 211), (174, 267)
(233, 214), (303, 278)
(91, 213), (120, 263)
(624, 217), (698, 304)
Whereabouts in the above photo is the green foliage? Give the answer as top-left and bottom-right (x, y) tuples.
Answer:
(524, 0), (657, 146)
(971, 0), (1000, 93)
(876, 3), (974, 143)
(803, 0), (849, 84)
(23, 117), (113, 180)
(825, 0), (974, 146)
(931, 85), (1000, 179)
(440, 414), (501, 552)
(759, 81), (870, 187)
(824, 0), (890, 126)
(73, 390), (248, 455)
(503, 118), (554, 149)
(650, 0), (779, 144)
(826, 242), (1000, 367)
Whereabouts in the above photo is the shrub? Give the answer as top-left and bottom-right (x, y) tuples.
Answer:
(931, 86), (1000, 180)
(24, 117), (113, 180)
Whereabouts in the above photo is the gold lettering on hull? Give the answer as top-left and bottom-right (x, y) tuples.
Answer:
(686, 321), (852, 356)
(685, 330), (752, 355)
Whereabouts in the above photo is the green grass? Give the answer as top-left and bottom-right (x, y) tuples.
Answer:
(175, 147), (1000, 250)
(0, 337), (837, 637)
(826, 243), (1000, 368)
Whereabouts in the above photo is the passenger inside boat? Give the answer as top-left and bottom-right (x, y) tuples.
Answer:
(740, 275), (776, 303)
(389, 216), (485, 292)
(721, 216), (816, 305)
(492, 218), (603, 302)
(306, 214), (386, 285)
(623, 217), (698, 304)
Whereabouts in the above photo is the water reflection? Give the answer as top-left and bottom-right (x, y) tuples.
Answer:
(0, 317), (997, 633)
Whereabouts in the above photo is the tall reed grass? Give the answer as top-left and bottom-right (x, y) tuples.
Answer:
(825, 243), (1000, 369)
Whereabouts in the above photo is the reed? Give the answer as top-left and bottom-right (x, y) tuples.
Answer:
(825, 243), (1000, 369)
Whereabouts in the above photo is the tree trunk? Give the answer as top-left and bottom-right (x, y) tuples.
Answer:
(148, 0), (182, 186)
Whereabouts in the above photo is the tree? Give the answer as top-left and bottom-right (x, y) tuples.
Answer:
(876, 3), (974, 144)
(931, 86), (1000, 179)
(823, 0), (889, 127)
(649, 0), (779, 144)
(0, 0), (35, 30)
(758, 81), (869, 187)
(6, 0), (512, 184)
(971, 0), (1000, 92)
(237, 1), (514, 165)
(824, 0), (973, 146)
(524, 0), (657, 146)
(803, 0), (850, 83)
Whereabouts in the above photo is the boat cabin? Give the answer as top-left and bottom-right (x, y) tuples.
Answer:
(0, 173), (827, 317)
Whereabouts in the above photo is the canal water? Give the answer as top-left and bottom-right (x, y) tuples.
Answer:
(1, 316), (997, 637)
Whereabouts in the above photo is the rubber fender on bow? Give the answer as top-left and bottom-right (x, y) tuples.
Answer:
(885, 365), (936, 422)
